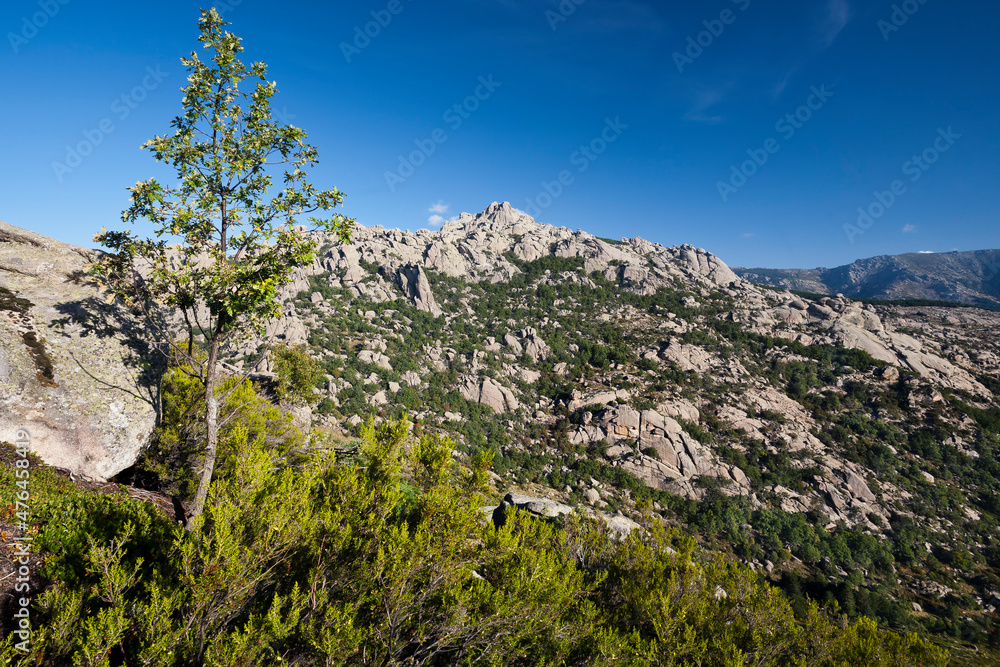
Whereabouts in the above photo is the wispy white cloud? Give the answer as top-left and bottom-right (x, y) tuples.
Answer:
(428, 200), (449, 215)
(575, 0), (665, 36)
(771, 71), (794, 99)
(820, 0), (851, 48)
(685, 111), (724, 125)
(765, 2), (850, 100)
(683, 87), (728, 124)
(742, 232), (755, 238)
(903, 224), (917, 234)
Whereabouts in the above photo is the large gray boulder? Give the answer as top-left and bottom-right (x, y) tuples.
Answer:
(396, 263), (442, 316)
(0, 221), (160, 480)
(458, 375), (520, 413)
(493, 492), (574, 524)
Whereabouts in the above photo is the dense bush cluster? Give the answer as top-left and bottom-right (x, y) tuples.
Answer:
(125, 363), (302, 500)
(1, 414), (948, 665)
(272, 344), (325, 406)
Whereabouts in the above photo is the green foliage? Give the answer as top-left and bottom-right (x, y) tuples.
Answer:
(595, 524), (944, 666)
(287, 248), (1000, 655)
(134, 363), (302, 499)
(92, 8), (353, 357)
(575, 338), (634, 370)
(950, 396), (1000, 435)
(272, 343), (323, 405)
(978, 373), (1000, 396)
(679, 419), (713, 445)
(34, 493), (179, 586)
(89, 7), (354, 520)
(1, 420), (949, 666)
(0, 443), (84, 511)
(504, 253), (586, 281)
(0, 444), (179, 590)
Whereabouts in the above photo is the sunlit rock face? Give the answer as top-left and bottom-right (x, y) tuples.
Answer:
(0, 221), (159, 480)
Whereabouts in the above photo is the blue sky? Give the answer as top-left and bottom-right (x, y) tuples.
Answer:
(1, 0), (997, 269)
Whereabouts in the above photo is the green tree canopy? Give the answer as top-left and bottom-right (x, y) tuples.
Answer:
(92, 8), (353, 521)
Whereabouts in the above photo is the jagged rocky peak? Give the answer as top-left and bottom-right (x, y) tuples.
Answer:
(302, 201), (750, 309)
(439, 201), (540, 238)
(477, 201), (525, 228)
(458, 202), (741, 288)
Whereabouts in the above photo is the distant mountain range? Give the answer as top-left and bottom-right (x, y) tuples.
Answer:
(734, 249), (1000, 309)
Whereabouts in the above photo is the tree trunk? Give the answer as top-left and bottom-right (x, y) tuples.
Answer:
(188, 338), (221, 527)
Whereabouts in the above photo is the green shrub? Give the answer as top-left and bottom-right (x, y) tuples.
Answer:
(2, 419), (950, 666)
(272, 343), (323, 405)
(133, 364), (302, 500)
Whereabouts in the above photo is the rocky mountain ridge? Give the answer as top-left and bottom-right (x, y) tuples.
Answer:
(269, 202), (992, 397)
(735, 249), (1000, 309)
(237, 203), (999, 530)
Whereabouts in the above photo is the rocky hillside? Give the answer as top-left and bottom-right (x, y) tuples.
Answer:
(249, 202), (1000, 652)
(4, 203), (1000, 655)
(735, 249), (1000, 309)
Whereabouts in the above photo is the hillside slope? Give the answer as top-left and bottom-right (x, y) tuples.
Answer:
(735, 250), (1000, 309)
(4, 205), (1000, 658)
(207, 202), (1000, 653)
